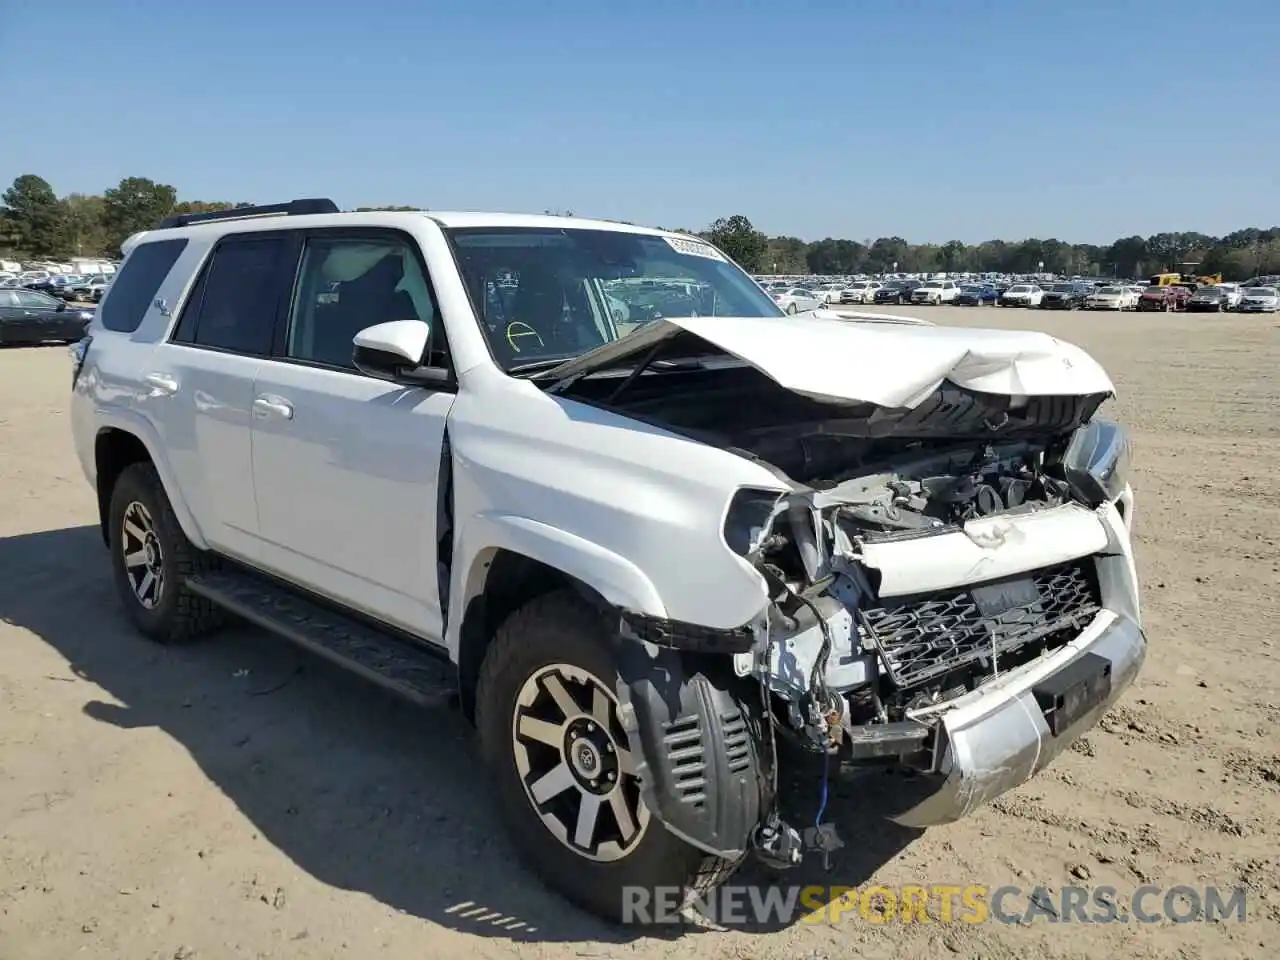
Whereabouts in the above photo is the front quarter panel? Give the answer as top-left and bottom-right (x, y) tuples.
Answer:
(444, 365), (785, 653)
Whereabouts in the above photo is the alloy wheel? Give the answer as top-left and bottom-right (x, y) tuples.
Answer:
(120, 501), (165, 609)
(511, 663), (651, 862)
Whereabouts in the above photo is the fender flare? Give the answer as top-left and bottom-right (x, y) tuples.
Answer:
(93, 409), (210, 551)
(445, 511), (666, 654)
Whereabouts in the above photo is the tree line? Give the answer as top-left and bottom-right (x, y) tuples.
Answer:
(3, 173), (1278, 282)
(0, 174), (427, 262)
(698, 216), (1280, 282)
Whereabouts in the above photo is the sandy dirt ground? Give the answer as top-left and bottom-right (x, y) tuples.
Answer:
(1, 306), (1277, 959)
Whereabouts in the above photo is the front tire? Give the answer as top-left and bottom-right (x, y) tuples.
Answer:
(475, 590), (740, 923)
(108, 462), (224, 643)
(786, 303), (798, 315)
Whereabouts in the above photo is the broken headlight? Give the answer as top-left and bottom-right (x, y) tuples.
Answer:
(1061, 419), (1131, 505)
(722, 488), (784, 557)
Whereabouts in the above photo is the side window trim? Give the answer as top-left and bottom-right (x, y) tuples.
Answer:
(264, 226), (455, 387)
(168, 250), (211, 344)
(166, 230), (298, 357)
(99, 238), (188, 334)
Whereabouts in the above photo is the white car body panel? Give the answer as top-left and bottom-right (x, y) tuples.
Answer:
(1238, 289), (1279, 312)
(1215, 284), (1242, 308)
(1001, 286), (1044, 307)
(861, 502), (1111, 597)
(772, 289), (822, 313)
(444, 363), (783, 642)
(159, 346), (264, 563)
(1084, 288), (1138, 310)
(249, 361), (455, 639)
(542, 312), (1114, 409)
(811, 308), (934, 326)
(839, 281), (881, 304)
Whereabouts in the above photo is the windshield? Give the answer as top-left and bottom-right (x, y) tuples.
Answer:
(1009, 285), (1031, 292)
(1049, 283), (1074, 292)
(920, 281), (942, 289)
(445, 227), (782, 370)
(1096, 286), (1123, 295)
(1248, 287), (1278, 297)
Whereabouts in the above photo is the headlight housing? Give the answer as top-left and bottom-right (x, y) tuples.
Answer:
(1061, 419), (1131, 505)
(722, 488), (785, 557)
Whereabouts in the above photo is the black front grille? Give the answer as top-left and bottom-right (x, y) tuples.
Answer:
(860, 560), (1102, 690)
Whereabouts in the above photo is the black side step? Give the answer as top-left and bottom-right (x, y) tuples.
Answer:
(186, 569), (457, 708)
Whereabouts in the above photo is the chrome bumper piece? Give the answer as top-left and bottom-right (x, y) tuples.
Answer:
(891, 610), (1145, 828)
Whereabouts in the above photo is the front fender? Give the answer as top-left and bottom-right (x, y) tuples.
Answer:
(446, 511), (666, 655)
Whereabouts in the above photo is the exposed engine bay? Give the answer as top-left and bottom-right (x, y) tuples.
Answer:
(757, 440), (1076, 581)
(735, 437), (1106, 764)
(557, 345), (1131, 871)
(566, 362), (1116, 752)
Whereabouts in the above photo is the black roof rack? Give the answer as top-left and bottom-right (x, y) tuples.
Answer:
(155, 198), (339, 230)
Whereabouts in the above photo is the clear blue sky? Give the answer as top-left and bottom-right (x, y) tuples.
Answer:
(2, 0), (1276, 244)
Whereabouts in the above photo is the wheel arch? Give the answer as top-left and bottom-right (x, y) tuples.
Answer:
(449, 515), (667, 721)
(93, 426), (207, 550)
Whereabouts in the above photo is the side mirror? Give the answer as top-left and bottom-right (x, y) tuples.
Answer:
(56, 301), (67, 312)
(352, 320), (448, 386)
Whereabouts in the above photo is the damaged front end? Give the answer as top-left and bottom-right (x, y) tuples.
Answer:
(718, 403), (1143, 838)
(569, 355), (1143, 867)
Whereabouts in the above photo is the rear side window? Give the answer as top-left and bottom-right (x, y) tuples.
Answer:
(98, 238), (187, 333)
(172, 236), (288, 356)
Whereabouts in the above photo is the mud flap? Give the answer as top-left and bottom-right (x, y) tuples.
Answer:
(612, 632), (767, 859)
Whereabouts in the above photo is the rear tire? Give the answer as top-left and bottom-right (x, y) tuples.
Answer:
(107, 462), (225, 644)
(475, 590), (741, 923)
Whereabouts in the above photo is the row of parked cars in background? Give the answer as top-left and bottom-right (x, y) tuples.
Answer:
(0, 273), (112, 302)
(762, 276), (1280, 314)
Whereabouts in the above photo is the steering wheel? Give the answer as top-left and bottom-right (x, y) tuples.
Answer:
(505, 321), (545, 354)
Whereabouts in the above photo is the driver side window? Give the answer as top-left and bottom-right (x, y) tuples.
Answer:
(286, 235), (439, 371)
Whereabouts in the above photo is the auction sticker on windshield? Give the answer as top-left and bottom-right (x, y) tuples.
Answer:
(664, 235), (727, 261)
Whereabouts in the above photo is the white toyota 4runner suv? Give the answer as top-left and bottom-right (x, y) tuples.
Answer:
(70, 200), (1144, 923)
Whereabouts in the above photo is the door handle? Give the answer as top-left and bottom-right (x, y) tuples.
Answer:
(253, 394), (294, 420)
(143, 372), (179, 396)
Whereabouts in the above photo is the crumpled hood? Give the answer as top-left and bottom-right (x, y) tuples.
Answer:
(541, 313), (1114, 409)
